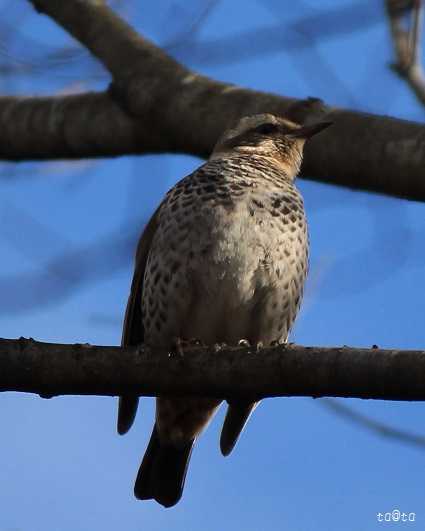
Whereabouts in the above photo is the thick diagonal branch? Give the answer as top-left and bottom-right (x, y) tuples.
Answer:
(1, 337), (425, 401)
(0, 1), (419, 199)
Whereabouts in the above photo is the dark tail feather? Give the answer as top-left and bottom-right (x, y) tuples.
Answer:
(117, 396), (139, 435)
(220, 401), (257, 456)
(134, 425), (195, 508)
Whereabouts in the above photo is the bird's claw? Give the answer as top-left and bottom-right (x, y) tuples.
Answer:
(169, 337), (205, 357)
(214, 342), (227, 353)
(238, 339), (263, 352)
(169, 337), (185, 358)
(238, 339), (251, 347)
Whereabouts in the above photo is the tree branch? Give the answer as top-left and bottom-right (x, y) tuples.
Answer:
(321, 398), (425, 449)
(0, 0), (417, 200)
(31, 0), (187, 84)
(2, 338), (425, 402)
(386, 0), (425, 106)
(0, 92), (146, 159)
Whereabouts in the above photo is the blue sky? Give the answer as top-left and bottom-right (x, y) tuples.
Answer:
(1, 1), (425, 530)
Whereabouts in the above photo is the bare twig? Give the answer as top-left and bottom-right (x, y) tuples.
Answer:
(0, 215), (143, 315)
(386, 0), (425, 106)
(1, 338), (425, 401)
(321, 398), (425, 449)
(170, 1), (385, 67)
(410, 0), (422, 63)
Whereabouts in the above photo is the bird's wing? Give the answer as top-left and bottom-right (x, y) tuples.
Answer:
(117, 206), (161, 435)
(220, 401), (258, 456)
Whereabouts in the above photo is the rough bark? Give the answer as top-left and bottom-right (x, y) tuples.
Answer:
(0, 0), (416, 199)
(1, 337), (425, 401)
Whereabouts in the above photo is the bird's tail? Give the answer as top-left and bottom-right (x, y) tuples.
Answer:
(134, 425), (195, 508)
(117, 396), (139, 435)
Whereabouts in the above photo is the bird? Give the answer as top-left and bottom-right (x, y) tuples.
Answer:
(118, 113), (332, 508)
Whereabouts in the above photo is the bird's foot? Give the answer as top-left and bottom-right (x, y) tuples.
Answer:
(238, 339), (251, 347)
(255, 341), (264, 352)
(270, 338), (289, 347)
(169, 337), (205, 358)
(213, 342), (227, 353)
(169, 337), (185, 358)
(238, 339), (263, 352)
(185, 337), (205, 347)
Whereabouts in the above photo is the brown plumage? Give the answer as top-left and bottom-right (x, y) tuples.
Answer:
(118, 114), (332, 507)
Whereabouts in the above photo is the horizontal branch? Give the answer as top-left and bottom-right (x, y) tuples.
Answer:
(1, 337), (425, 401)
(0, 1), (418, 200)
(0, 92), (157, 159)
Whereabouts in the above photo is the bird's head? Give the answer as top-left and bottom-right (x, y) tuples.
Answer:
(211, 113), (332, 179)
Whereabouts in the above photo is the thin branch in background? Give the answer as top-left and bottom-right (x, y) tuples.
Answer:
(410, 0), (423, 62)
(87, 312), (122, 328)
(0, 0), (124, 80)
(386, 0), (425, 106)
(177, 0), (383, 67)
(164, 0), (219, 51)
(321, 398), (425, 450)
(261, 0), (359, 109)
(0, 210), (145, 315)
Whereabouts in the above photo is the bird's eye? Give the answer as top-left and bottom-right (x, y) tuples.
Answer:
(255, 123), (279, 136)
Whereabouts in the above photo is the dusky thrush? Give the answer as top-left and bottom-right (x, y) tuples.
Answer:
(118, 114), (332, 507)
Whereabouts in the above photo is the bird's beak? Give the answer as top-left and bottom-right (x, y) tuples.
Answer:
(288, 121), (333, 139)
